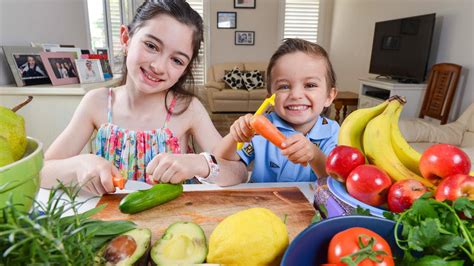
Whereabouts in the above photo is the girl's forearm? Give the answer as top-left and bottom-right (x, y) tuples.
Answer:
(213, 134), (241, 161)
(40, 156), (81, 188)
(213, 158), (248, 186)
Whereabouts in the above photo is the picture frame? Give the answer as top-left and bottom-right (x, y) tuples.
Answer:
(234, 0), (256, 9)
(40, 52), (79, 86)
(96, 48), (109, 57)
(82, 53), (113, 79)
(75, 59), (105, 84)
(31, 42), (60, 52)
(2, 46), (51, 87)
(217, 12), (236, 29)
(235, 31), (255, 45)
(49, 47), (82, 59)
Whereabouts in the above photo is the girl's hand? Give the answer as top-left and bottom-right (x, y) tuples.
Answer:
(230, 114), (255, 143)
(76, 154), (119, 195)
(280, 134), (319, 166)
(146, 153), (207, 184)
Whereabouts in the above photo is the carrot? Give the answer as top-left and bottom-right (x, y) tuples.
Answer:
(112, 175), (125, 189)
(250, 114), (286, 149)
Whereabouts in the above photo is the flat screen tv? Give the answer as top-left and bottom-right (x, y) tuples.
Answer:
(369, 13), (436, 83)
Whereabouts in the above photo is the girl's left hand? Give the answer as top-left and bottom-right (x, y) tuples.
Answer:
(146, 153), (207, 184)
(280, 134), (318, 166)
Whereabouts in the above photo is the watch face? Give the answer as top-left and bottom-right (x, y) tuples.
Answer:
(210, 154), (218, 164)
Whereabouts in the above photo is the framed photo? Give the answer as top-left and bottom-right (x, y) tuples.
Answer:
(75, 59), (105, 84)
(82, 54), (113, 79)
(96, 48), (109, 57)
(31, 42), (60, 52)
(235, 31), (255, 45)
(234, 0), (256, 9)
(217, 12), (236, 29)
(40, 52), (79, 86)
(49, 47), (82, 59)
(2, 46), (51, 87)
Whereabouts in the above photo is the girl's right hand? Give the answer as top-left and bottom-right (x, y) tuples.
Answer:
(230, 114), (255, 143)
(75, 154), (119, 195)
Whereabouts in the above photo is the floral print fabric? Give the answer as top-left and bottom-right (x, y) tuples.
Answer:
(95, 88), (181, 184)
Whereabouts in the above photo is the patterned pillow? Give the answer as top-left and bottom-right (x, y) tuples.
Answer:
(242, 70), (265, 91)
(223, 67), (244, 90)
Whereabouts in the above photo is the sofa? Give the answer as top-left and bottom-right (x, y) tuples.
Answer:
(399, 102), (474, 171)
(204, 62), (268, 113)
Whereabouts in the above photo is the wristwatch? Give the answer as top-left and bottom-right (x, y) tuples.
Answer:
(195, 152), (220, 183)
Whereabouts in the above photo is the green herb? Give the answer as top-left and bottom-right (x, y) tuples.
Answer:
(310, 210), (323, 224)
(392, 195), (474, 264)
(352, 205), (372, 216)
(0, 183), (136, 265)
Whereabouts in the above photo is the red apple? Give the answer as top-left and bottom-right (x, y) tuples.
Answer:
(346, 165), (392, 206)
(435, 174), (474, 201)
(419, 144), (471, 185)
(325, 145), (365, 182)
(387, 179), (428, 213)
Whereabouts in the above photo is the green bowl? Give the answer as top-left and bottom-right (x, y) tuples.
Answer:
(0, 137), (43, 213)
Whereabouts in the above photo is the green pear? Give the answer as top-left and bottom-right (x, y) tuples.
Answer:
(0, 97), (31, 164)
(0, 137), (15, 167)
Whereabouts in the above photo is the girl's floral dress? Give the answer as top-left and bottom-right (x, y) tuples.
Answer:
(95, 88), (188, 184)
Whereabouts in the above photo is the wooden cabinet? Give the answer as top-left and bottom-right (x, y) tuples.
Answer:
(0, 79), (121, 153)
(358, 78), (427, 118)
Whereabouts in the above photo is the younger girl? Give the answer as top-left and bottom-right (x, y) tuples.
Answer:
(214, 38), (339, 184)
(41, 0), (245, 195)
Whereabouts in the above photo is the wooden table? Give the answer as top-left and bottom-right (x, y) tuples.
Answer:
(333, 91), (359, 123)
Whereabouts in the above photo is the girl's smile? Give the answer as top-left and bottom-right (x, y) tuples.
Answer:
(140, 67), (165, 84)
(122, 14), (194, 95)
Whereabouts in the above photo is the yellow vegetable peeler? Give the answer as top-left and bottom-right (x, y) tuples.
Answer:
(236, 94), (276, 150)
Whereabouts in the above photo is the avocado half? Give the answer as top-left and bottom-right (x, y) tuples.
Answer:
(151, 222), (207, 265)
(96, 228), (151, 266)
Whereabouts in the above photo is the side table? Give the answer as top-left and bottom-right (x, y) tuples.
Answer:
(333, 91), (359, 123)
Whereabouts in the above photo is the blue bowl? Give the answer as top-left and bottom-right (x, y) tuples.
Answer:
(281, 215), (404, 265)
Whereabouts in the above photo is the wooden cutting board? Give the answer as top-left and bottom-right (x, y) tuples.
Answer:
(92, 187), (315, 243)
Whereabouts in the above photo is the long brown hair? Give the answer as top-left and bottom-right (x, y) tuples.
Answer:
(120, 0), (204, 114)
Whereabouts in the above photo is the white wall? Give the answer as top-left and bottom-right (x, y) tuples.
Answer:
(328, 0), (474, 121)
(209, 0), (280, 65)
(0, 0), (89, 85)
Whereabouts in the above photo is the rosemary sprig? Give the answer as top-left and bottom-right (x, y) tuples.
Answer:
(0, 182), (135, 265)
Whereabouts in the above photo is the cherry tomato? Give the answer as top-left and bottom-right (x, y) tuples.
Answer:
(327, 227), (394, 266)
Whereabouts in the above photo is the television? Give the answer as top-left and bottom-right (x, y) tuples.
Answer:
(369, 13), (436, 83)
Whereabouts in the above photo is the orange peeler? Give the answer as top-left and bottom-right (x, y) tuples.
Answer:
(112, 175), (126, 189)
(236, 94), (276, 150)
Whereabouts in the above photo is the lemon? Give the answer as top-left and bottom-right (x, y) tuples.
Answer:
(207, 207), (289, 266)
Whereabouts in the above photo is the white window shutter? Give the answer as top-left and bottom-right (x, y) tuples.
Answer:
(283, 0), (320, 43)
(187, 0), (205, 85)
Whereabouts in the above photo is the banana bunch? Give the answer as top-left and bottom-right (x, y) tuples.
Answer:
(339, 96), (435, 189)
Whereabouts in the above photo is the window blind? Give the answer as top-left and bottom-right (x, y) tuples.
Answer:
(283, 0), (320, 43)
(187, 0), (205, 85)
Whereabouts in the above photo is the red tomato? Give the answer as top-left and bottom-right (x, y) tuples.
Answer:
(327, 227), (394, 266)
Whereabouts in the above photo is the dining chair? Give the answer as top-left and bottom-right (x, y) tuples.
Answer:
(419, 63), (462, 124)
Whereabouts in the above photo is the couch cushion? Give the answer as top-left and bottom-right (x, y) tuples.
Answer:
(211, 88), (249, 100)
(223, 67), (244, 90)
(242, 70), (264, 91)
(249, 88), (267, 100)
(399, 119), (464, 146)
(213, 63), (244, 82)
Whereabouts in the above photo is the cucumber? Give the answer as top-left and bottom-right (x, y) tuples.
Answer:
(119, 183), (183, 214)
